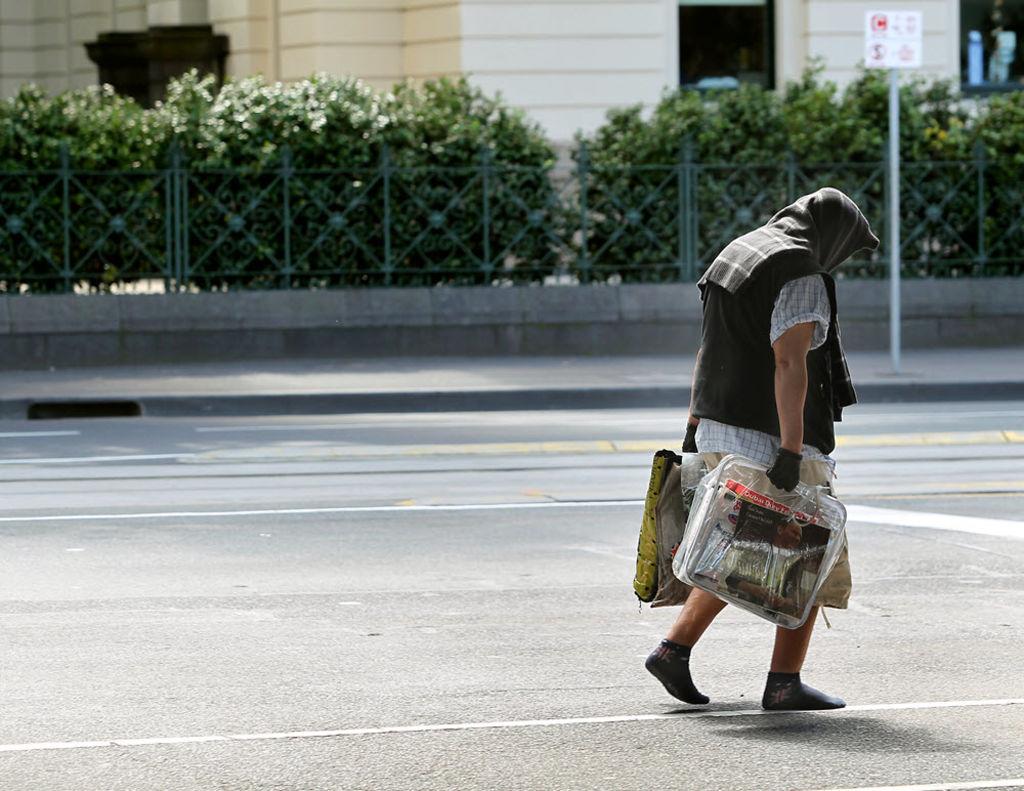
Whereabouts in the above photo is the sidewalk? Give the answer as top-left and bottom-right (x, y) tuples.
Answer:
(2, 347), (1023, 419)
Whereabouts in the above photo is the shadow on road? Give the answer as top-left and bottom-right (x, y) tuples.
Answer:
(710, 714), (975, 754)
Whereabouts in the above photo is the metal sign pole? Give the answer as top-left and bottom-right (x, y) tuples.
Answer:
(867, 10), (919, 374)
(889, 66), (901, 374)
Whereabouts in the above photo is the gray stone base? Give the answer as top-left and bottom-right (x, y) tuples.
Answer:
(1, 278), (1021, 369)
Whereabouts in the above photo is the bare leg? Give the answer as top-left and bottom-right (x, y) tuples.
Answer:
(666, 588), (728, 646)
(769, 606), (817, 673)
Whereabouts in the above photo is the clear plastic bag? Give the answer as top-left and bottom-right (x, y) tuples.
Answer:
(672, 454), (847, 628)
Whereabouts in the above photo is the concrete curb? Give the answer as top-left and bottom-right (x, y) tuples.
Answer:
(6, 380), (1024, 420)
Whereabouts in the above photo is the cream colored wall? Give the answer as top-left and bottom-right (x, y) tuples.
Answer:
(276, 1), (403, 89)
(112, 0), (148, 30)
(0, 0), (968, 138)
(208, 0), (273, 79)
(0, 0), (411, 96)
(0, 0), (34, 97)
(148, 0), (209, 25)
(0, 0), (147, 97)
(0, 0), (223, 99)
(775, 0), (809, 87)
(404, 0), (461, 81)
(458, 0), (673, 141)
(210, 0), (452, 89)
(794, 0), (957, 88)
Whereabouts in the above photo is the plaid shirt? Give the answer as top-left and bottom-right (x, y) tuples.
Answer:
(696, 275), (834, 465)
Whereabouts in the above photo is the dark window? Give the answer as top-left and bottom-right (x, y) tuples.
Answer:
(678, 0), (775, 90)
(85, 25), (228, 108)
(960, 0), (1023, 92)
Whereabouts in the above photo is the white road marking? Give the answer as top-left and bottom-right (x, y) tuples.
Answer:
(0, 453), (195, 465)
(1, 501), (1023, 542)
(563, 544), (637, 562)
(0, 431), (80, 438)
(113, 736), (227, 746)
(0, 500), (641, 523)
(0, 698), (1020, 754)
(846, 504), (1024, 539)
(802, 779), (1024, 791)
(195, 425), (362, 433)
(0, 741), (112, 752)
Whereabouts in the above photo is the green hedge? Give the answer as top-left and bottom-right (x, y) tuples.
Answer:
(574, 64), (1024, 280)
(575, 65), (1002, 167)
(2, 66), (1022, 292)
(0, 72), (560, 291)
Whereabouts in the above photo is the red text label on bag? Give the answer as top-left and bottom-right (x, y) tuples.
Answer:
(725, 479), (820, 524)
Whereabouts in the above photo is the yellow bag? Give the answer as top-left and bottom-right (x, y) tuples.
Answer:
(633, 450), (706, 607)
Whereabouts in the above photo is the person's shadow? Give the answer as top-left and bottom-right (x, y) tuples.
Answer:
(704, 710), (974, 754)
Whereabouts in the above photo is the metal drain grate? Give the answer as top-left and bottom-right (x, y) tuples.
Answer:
(27, 400), (143, 420)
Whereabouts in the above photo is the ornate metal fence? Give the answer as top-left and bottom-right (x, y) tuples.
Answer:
(1, 142), (1021, 293)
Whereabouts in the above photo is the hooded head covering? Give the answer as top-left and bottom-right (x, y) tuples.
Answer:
(699, 187), (879, 293)
(696, 188), (877, 420)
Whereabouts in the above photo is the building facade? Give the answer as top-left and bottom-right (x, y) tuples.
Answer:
(0, 0), (1020, 141)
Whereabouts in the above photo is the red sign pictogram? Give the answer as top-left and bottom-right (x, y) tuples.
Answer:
(865, 10), (922, 68)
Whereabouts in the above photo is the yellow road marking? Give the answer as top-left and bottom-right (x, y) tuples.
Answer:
(190, 430), (1023, 464)
(399, 430), (1024, 455)
(835, 431), (1019, 447)
(851, 491), (1024, 500)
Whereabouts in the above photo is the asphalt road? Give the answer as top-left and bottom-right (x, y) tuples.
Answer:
(1, 401), (1023, 791)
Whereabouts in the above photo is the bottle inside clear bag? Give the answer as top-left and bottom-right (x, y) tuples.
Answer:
(672, 454), (847, 629)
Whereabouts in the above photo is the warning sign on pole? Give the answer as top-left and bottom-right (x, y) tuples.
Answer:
(865, 10), (922, 69)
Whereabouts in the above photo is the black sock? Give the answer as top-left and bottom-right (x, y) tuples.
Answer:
(645, 639), (709, 705)
(762, 672), (845, 710)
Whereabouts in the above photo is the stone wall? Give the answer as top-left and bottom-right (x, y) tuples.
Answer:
(1, 278), (1020, 369)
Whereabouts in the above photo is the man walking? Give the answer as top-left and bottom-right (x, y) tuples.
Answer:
(646, 187), (879, 711)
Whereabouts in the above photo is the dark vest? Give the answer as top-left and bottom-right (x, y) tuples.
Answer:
(692, 269), (838, 455)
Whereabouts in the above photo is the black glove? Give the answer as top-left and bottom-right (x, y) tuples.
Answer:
(766, 448), (802, 491)
(682, 422), (698, 454)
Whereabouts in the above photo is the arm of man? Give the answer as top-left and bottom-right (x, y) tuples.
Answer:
(772, 322), (815, 453)
(766, 322), (815, 490)
(687, 347), (701, 426)
(682, 348), (701, 452)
